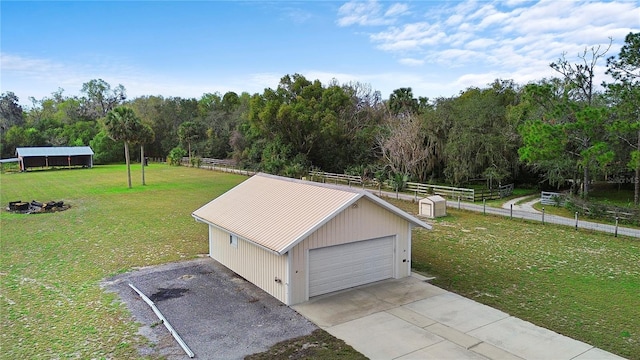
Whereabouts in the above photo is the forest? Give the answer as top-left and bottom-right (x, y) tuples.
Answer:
(1, 33), (638, 205)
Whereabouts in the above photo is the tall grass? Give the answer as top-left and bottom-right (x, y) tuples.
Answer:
(0, 164), (245, 359)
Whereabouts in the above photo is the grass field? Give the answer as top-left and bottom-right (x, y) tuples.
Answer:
(1, 166), (638, 359)
(0, 165), (247, 359)
(386, 198), (639, 359)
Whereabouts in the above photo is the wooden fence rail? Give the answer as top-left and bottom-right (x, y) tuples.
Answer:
(473, 184), (515, 201)
(308, 171), (362, 185)
(405, 182), (475, 201)
(179, 157), (255, 176)
(180, 157), (237, 167)
(308, 171), (513, 202)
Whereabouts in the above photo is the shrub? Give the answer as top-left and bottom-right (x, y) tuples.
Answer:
(167, 147), (187, 166)
(190, 156), (202, 168)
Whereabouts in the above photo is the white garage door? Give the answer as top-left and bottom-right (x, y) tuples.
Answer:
(308, 236), (395, 297)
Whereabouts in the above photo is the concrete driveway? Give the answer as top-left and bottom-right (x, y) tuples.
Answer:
(102, 257), (317, 359)
(292, 274), (625, 360)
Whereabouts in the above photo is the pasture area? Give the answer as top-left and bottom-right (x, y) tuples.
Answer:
(1, 165), (638, 359)
(0, 165), (246, 359)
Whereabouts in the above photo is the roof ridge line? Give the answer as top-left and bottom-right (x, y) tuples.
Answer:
(255, 172), (367, 195)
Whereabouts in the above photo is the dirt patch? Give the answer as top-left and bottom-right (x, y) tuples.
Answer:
(246, 329), (366, 360)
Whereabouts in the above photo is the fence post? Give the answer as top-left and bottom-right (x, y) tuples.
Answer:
(510, 204), (513, 219)
(615, 217), (619, 237)
(483, 199), (486, 215)
(575, 212), (578, 230)
(542, 207), (545, 225)
(414, 191), (417, 202)
(396, 188), (399, 199)
(457, 196), (461, 209)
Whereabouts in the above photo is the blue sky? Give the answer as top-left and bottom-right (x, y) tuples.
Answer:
(2, 0), (638, 106)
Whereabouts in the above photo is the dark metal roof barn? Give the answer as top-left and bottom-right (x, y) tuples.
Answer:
(15, 146), (94, 171)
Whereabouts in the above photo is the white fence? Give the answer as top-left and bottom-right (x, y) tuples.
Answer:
(180, 157), (255, 176)
(405, 182), (476, 201)
(541, 191), (565, 206)
(308, 171), (362, 185)
(308, 171), (513, 202)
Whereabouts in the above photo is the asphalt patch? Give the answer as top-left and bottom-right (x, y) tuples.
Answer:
(102, 257), (317, 360)
(149, 288), (189, 302)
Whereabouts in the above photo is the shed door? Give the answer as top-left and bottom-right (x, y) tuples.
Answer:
(308, 236), (394, 297)
(420, 202), (432, 217)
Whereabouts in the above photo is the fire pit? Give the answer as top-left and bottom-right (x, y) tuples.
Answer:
(7, 200), (70, 214)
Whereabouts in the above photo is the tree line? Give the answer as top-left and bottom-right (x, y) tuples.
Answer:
(1, 33), (638, 204)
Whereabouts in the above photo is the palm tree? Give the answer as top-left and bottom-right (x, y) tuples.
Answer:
(105, 106), (142, 188)
(388, 87), (418, 116)
(133, 122), (155, 186)
(178, 121), (203, 165)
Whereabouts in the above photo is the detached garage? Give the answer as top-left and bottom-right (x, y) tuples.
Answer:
(192, 173), (431, 305)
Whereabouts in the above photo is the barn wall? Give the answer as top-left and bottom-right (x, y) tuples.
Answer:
(208, 226), (288, 304)
(288, 197), (410, 304)
(22, 155), (92, 169)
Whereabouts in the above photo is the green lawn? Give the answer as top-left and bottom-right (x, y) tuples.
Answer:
(387, 198), (639, 359)
(0, 164), (246, 359)
(2, 166), (638, 359)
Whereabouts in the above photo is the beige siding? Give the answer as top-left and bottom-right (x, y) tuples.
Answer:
(288, 197), (411, 304)
(209, 225), (288, 304)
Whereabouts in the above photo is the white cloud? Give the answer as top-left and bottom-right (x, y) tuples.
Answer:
(338, 0), (639, 96)
(467, 3), (499, 22)
(503, 0), (530, 7)
(451, 0), (479, 18)
(444, 13), (464, 27)
(1, 52), (262, 104)
(447, 31), (475, 47)
(385, 3), (409, 17)
(283, 7), (314, 24)
(477, 10), (510, 30)
(337, 0), (411, 27)
(465, 38), (497, 50)
(243, 73), (283, 93)
(432, 48), (484, 66)
(398, 58), (424, 66)
(337, 0), (389, 26)
(453, 71), (503, 89)
(371, 22), (445, 51)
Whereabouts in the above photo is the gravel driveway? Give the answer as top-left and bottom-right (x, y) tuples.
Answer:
(102, 257), (317, 359)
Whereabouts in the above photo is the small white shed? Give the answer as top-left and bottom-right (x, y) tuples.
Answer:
(192, 173), (431, 305)
(419, 195), (447, 218)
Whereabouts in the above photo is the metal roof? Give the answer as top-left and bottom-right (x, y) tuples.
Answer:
(16, 146), (94, 157)
(421, 195), (446, 203)
(192, 173), (431, 255)
(16, 146), (93, 157)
